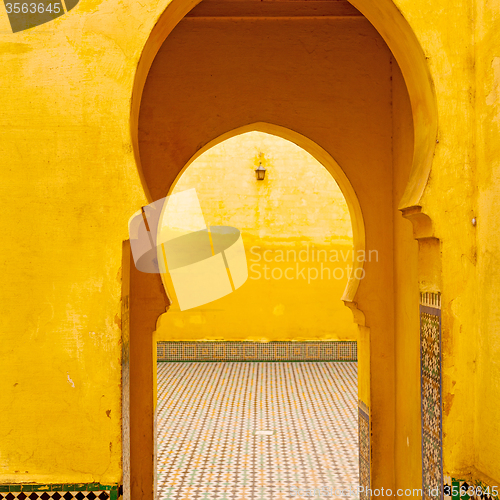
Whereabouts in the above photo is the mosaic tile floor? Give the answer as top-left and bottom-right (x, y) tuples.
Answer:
(157, 362), (358, 500)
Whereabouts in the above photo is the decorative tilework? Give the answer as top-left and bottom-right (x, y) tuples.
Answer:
(358, 402), (370, 500)
(358, 400), (368, 417)
(157, 341), (357, 362)
(0, 485), (120, 500)
(156, 361), (359, 499)
(420, 292), (443, 500)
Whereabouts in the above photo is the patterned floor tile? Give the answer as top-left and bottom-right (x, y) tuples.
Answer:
(157, 362), (359, 499)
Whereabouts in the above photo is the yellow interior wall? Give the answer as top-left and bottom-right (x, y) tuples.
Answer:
(406, 0), (495, 481)
(392, 62), (421, 491)
(474, 0), (500, 482)
(155, 131), (358, 341)
(0, 31), (144, 483)
(1, 3), (400, 486)
(0, 0), (151, 484)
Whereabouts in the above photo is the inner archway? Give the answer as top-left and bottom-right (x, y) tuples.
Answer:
(158, 129), (359, 337)
(155, 130), (360, 498)
(160, 124), (366, 310)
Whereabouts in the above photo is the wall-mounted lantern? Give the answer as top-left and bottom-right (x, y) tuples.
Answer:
(255, 162), (266, 181)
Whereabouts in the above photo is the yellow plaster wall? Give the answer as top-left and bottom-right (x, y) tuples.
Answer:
(155, 131), (358, 341)
(474, 0), (500, 481)
(0, 1), (151, 484)
(391, 0), (500, 482)
(0, 1), (399, 485)
(400, 0), (492, 481)
(392, 63), (421, 491)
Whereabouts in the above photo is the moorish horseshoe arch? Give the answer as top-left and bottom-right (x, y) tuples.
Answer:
(128, 0), (440, 385)
(125, 0), (441, 498)
(130, 0), (438, 212)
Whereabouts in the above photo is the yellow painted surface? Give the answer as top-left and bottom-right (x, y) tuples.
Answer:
(0, 2), (150, 483)
(155, 131), (358, 341)
(392, 63), (422, 490)
(473, 0), (500, 481)
(0, 0), (500, 489)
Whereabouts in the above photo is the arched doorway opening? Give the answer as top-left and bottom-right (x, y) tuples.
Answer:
(154, 129), (360, 497)
(123, 0), (441, 497)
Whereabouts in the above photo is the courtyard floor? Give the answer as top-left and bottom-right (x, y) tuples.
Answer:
(156, 362), (358, 499)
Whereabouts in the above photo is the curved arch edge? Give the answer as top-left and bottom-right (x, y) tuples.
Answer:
(347, 0), (438, 210)
(130, 0), (204, 204)
(130, 0), (439, 330)
(161, 122), (366, 308)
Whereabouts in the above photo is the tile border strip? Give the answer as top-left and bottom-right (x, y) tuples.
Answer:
(420, 292), (443, 500)
(358, 401), (370, 500)
(157, 341), (357, 362)
(421, 292), (441, 309)
(0, 484), (121, 499)
(358, 399), (369, 416)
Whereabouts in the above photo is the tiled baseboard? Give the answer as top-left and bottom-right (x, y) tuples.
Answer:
(358, 400), (370, 500)
(0, 484), (121, 500)
(157, 341), (357, 362)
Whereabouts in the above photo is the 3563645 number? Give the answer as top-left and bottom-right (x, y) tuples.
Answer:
(5, 3), (61, 14)
(444, 484), (499, 497)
